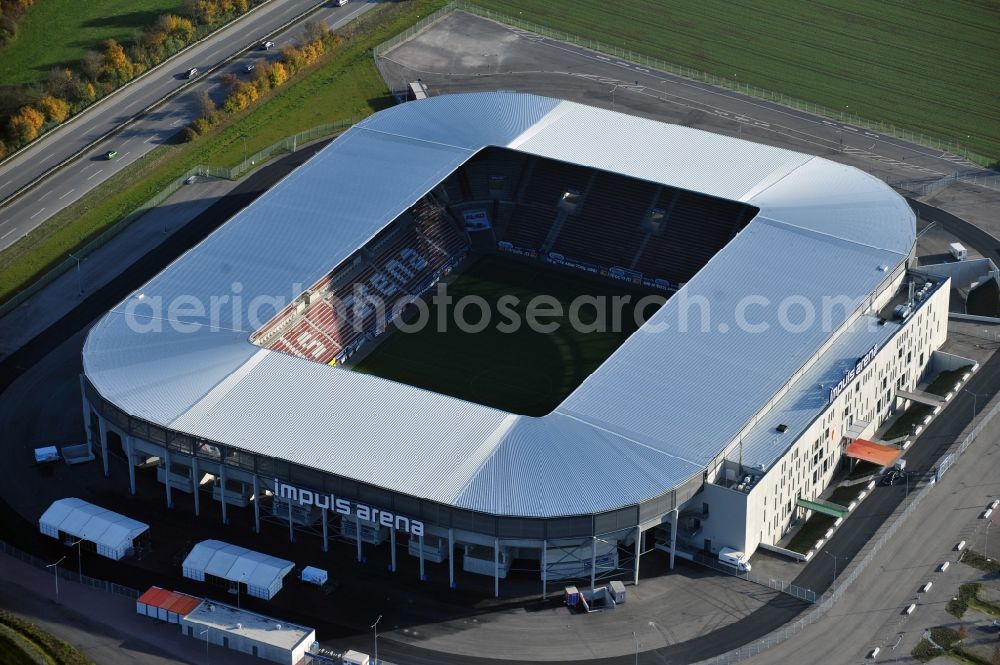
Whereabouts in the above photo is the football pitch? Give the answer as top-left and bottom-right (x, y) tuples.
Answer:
(472, 0), (1000, 164)
(353, 256), (663, 416)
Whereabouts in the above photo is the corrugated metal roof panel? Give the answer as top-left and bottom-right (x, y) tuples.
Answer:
(83, 92), (915, 519)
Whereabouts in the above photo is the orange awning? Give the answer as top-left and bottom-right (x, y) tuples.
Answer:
(138, 587), (201, 616)
(845, 439), (901, 467)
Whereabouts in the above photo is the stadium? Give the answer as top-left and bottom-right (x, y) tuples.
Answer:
(80, 91), (950, 597)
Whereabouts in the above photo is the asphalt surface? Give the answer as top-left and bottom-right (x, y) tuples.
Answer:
(0, 0), (375, 253)
(0, 173), (994, 665)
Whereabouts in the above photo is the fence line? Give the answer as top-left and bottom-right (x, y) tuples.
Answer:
(701, 395), (1000, 664)
(0, 539), (139, 600)
(0, 121), (359, 319)
(373, 2), (996, 172)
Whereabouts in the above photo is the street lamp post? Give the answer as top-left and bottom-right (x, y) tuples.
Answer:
(199, 628), (210, 664)
(237, 572), (246, 609)
(69, 538), (83, 582)
(240, 133), (248, 173)
(45, 556), (66, 604)
(610, 83), (625, 111)
(986, 521), (993, 561)
(632, 630), (639, 665)
(964, 389), (986, 421)
(823, 551), (847, 588)
(371, 614), (382, 665)
(68, 253), (83, 295)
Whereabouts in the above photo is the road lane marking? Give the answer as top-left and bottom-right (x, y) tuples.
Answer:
(87, 169), (104, 180)
(59, 188), (76, 200)
(1, 229), (13, 240)
(122, 151), (131, 159)
(37, 190), (52, 201)
(0, 180), (11, 189)
(30, 208), (45, 219)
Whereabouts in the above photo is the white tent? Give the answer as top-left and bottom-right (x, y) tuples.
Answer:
(39, 498), (149, 560)
(182, 540), (293, 600)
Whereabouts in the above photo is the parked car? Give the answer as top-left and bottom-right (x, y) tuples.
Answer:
(245, 63), (255, 72)
(104, 150), (118, 160)
(260, 40), (275, 50)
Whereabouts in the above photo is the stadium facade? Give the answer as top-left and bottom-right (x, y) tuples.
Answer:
(81, 92), (950, 595)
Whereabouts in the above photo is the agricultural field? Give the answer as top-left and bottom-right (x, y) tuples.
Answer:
(472, 0), (1000, 164)
(0, 0), (184, 87)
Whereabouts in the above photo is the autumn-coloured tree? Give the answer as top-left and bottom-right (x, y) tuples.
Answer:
(37, 95), (71, 123)
(268, 61), (288, 88)
(101, 39), (135, 83)
(156, 14), (195, 41)
(280, 45), (305, 74)
(7, 105), (45, 144)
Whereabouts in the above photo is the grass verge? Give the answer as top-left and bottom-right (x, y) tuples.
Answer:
(0, 610), (94, 665)
(883, 403), (934, 440)
(469, 0), (1000, 163)
(827, 483), (865, 507)
(959, 549), (1000, 576)
(948, 582), (982, 619)
(785, 512), (835, 554)
(925, 366), (974, 397)
(0, 0), (449, 306)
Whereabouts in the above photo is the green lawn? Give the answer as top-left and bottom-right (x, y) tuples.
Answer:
(354, 256), (661, 415)
(785, 511), (835, 554)
(0, 0), (448, 304)
(470, 0), (1000, 164)
(0, 0), (184, 86)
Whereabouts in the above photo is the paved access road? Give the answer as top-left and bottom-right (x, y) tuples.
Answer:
(0, 0), (375, 253)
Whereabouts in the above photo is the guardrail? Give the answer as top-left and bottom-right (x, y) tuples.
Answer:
(0, 121), (358, 318)
(0, 0), (337, 212)
(373, 2), (996, 171)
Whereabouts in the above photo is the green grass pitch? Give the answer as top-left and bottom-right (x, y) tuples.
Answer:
(353, 256), (664, 416)
(473, 0), (1000, 164)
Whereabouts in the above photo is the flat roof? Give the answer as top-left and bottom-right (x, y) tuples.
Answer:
(183, 600), (313, 651)
(83, 92), (915, 518)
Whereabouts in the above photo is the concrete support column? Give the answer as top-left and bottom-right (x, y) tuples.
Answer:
(287, 501), (294, 542)
(590, 536), (598, 592)
(633, 525), (641, 585)
(669, 508), (679, 570)
(418, 534), (425, 581)
(191, 457), (200, 517)
(125, 435), (136, 496)
(541, 539), (547, 600)
(448, 529), (455, 589)
(390, 527), (397, 573)
(163, 447), (173, 509)
(251, 475), (260, 534)
(355, 520), (363, 563)
(494, 537), (500, 598)
(97, 417), (109, 478)
(321, 508), (328, 552)
(79, 376), (93, 455)
(219, 464), (228, 526)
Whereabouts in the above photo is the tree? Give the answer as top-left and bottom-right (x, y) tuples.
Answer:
(957, 624), (967, 641)
(992, 645), (1000, 665)
(302, 18), (327, 43)
(37, 95), (70, 123)
(101, 39), (135, 83)
(268, 61), (288, 88)
(81, 50), (104, 81)
(197, 90), (217, 120)
(7, 105), (45, 144)
(0, 140), (8, 160)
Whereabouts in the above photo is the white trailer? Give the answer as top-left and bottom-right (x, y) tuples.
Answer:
(950, 242), (967, 261)
(718, 547), (752, 572)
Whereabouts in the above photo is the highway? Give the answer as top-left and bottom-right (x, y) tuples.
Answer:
(0, 0), (375, 253)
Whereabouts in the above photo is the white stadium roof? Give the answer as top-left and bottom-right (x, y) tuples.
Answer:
(84, 92), (915, 518)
